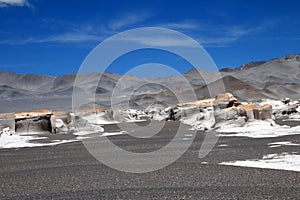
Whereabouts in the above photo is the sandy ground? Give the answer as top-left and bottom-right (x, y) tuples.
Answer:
(0, 121), (300, 199)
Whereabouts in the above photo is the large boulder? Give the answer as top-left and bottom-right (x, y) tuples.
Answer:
(180, 106), (215, 131)
(73, 108), (108, 132)
(214, 103), (272, 123)
(15, 110), (52, 134)
(51, 112), (75, 133)
(253, 104), (272, 120)
(214, 106), (246, 122)
(239, 104), (272, 121)
(239, 104), (256, 120)
(214, 93), (239, 109)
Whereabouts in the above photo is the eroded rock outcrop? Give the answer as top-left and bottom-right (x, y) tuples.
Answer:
(2, 92), (297, 135)
(213, 92), (240, 109)
(176, 93), (275, 130)
(51, 112), (75, 133)
(15, 110), (52, 134)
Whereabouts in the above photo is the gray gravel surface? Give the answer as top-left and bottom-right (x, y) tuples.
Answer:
(0, 121), (300, 199)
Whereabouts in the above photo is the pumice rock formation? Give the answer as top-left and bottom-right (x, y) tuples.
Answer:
(51, 111), (75, 133)
(1, 91), (300, 137)
(15, 110), (52, 134)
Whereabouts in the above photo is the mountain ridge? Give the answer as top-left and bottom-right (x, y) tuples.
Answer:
(0, 53), (300, 112)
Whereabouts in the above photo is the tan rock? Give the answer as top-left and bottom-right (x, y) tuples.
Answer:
(215, 106), (246, 122)
(214, 93), (239, 109)
(239, 104), (272, 120)
(253, 104), (272, 120)
(14, 109), (52, 120)
(177, 98), (214, 108)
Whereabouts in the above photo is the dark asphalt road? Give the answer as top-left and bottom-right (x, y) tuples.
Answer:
(0, 121), (300, 199)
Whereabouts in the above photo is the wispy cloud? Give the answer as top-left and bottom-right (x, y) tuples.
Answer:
(0, 9), (271, 48)
(0, 12), (154, 45)
(157, 21), (271, 47)
(158, 21), (199, 30)
(109, 12), (153, 30)
(114, 34), (198, 48)
(0, 23), (267, 48)
(198, 26), (263, 47)
(0, 32), (104, 45)
(0, 0), (30, 8)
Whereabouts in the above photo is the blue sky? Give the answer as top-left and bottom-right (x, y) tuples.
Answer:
(0, 0), (300, 76)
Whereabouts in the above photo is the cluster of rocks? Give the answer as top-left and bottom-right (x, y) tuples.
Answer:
(113, 93), (275, 131)
(175, 93), (273, 130)
(1, 92), (300, 136)
(260, 98), (300, 120)
(0, 110), (71, 135)
(0, 109), (105, 136)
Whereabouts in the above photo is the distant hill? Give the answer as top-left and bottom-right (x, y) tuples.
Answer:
(220, 61), (266, 72)
(0, 54), (300, 112)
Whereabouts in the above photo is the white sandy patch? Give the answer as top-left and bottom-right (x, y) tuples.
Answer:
(283, 119), (300, 122)
(81, 113), (119, 125)
(216, 120), (300, 138)
(101, 131), (128, 137)
(75, 131), (128, 139)
(152, 114), (168, 121)
(76, 136), (92, 140)
(220, 153), (300, 172)
(96, 118), (119, 124)
(218, 144), (228, 147)
(74, 129), (128, 139)
(0, 134), (77, 149)
(268, 141), (300, 148)
(73, 130), (100, 136)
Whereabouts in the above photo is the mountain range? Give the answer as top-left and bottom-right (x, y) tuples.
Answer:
(0, 54), (300, 113)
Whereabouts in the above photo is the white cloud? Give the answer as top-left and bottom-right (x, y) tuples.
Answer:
(109, 12), (153, 30)
(156, 21), (269, 47)
(158, 21), (199, 30)
(0, 8), (270, 48)
(121, 35), (197, 47)
(0, 0), (30, 7)
(41, 32), (104, 43)
(0, 32), (104, 45)
(0, 23), (264, 47)
(110, 28), (199, 48)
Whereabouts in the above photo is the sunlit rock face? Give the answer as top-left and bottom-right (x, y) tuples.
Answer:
(174, 93), (276, 130)
(51, 112), (75, 134)
(213, 92), (239, 109)
(176, 93), (239, 130)
(14, 110), (52, 134)
(238, 104), (272, 121)
(253, 104), (272, 120)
